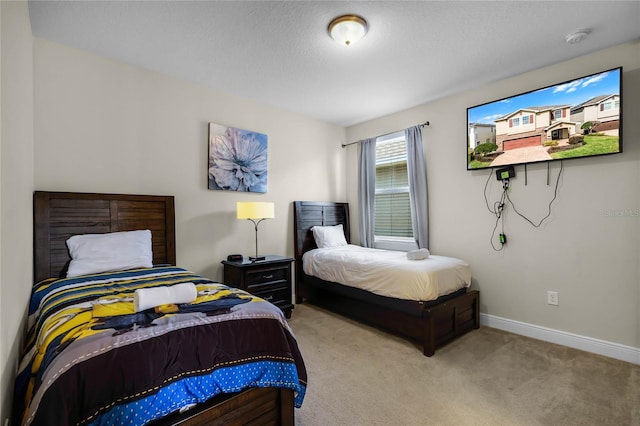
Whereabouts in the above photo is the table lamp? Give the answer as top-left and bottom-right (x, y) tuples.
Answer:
(237, 201), (275, 261)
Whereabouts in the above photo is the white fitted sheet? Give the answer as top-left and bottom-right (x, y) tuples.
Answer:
(302, 245), (471, 301)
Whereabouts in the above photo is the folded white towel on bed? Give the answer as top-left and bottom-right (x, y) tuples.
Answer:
(406, 248), (430, 260)
(134, 282), (197, 312)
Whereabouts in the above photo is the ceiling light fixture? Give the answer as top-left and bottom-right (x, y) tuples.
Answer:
(328, 14), (368, 46)
(565, 29), (590, 45)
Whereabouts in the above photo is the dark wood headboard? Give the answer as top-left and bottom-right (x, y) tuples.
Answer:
(34, 191), (176, 283)
(292, 201), (350, 262)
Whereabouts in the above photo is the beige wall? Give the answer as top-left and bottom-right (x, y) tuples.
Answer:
(347, 41), (640, 349)
(33, 38), (347, 280)
(1, 1), (35, 423)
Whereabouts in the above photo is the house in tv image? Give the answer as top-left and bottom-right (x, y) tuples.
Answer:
(468, 122), (496, 150)
(494, 105), (576, 151)
(570, 94), (621, 134)
(467, 69), (622, 169)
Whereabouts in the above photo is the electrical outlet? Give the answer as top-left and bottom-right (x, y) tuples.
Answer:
(547, 291), (559, 306)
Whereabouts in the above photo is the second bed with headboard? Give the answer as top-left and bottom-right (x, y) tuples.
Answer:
(293, 200), (480, 357)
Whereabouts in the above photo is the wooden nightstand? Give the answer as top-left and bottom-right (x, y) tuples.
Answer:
(222, 255), (294, 318)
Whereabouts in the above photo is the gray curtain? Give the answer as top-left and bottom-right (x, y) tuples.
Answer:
(405, 125), (429, 249)
(358, 138), (377, 248)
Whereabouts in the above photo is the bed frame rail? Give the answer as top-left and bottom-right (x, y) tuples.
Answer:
(423, 289), (480, 356)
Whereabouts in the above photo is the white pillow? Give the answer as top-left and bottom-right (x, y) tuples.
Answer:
(311, 224), (348, 248)
(66, 229), (153, 278)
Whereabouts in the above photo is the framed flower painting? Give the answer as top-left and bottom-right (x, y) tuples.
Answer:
(208, 123), (268, 193)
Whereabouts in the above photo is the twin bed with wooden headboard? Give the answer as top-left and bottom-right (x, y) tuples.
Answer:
(293, 200), (480, 357)
(17, 191), (305, 426)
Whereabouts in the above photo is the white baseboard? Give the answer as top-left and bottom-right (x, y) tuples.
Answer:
(480, 313), (640, 365)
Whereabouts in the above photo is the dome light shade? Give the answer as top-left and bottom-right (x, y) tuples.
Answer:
(328, 15), (368, 46)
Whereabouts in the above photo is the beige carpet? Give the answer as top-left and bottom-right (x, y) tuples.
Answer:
(288, 303), (640, 426)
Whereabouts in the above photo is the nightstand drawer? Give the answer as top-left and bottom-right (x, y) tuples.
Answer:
(253, 288), (290, 308)
(246, 268), (288, 287)
(246, 279), (288, 294)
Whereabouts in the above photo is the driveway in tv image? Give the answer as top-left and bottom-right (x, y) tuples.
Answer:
(490, 145), (552, 166)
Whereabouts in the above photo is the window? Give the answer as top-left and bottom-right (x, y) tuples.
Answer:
(553, 110), (562, 120)
(512, 117), (520, 126)
(374, 133), (413, 239)
(522, 115), (530, 125)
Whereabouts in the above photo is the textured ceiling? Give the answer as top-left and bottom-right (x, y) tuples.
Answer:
(28, 1), (640, 127)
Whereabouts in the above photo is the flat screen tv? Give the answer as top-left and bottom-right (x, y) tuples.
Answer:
(467, 67), (622, 170)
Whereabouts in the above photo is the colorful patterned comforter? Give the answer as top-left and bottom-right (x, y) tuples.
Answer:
(14, 266), (307, 426)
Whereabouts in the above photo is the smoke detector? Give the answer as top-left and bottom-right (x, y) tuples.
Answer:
(565, 29), (590, 45)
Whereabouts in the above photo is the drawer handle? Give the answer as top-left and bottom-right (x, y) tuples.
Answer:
(263, 274), (274, 280)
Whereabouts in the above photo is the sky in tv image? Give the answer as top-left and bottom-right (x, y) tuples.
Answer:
(468, 68), (621, 124)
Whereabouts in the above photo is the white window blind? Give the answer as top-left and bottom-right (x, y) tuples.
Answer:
(375, 135), (413, 238)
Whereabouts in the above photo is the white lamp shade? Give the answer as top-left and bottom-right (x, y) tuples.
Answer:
(328, 15), (368, 46)
(237, 202), (275, 220)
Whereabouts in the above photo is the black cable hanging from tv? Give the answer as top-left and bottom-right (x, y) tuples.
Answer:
(484, 161), (563, 250)
(507, 161), (563, 228)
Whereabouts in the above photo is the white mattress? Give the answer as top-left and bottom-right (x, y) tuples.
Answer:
(302, 244), (471, 301)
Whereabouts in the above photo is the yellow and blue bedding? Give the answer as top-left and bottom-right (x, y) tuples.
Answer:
(15, 266), (307, 426)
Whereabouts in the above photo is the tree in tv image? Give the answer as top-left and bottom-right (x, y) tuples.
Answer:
(467, 68), (622, 170)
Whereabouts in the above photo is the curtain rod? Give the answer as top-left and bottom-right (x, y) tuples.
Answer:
(341, 121), (430, 148)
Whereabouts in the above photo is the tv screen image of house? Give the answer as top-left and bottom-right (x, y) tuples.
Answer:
(467, 67), (622, 170)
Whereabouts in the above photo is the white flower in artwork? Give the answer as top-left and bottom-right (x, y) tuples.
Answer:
(208, 125), (268, 192)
